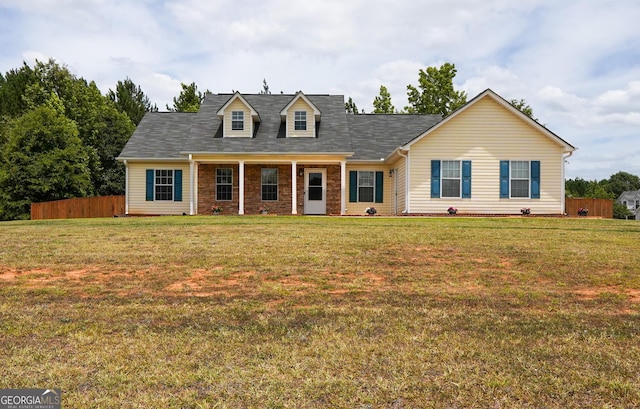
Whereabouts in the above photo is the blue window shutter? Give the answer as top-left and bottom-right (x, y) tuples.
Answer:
(499, 161), (509, 198)
(174, 170), (183, 202)
(349, 171), (357, 202)
(375, 171), (384, 203)
(531, 161), (540, 199)
(146, 169), (154, 201)
(431, 160), (441, 198)
(462, 160), (472, 198)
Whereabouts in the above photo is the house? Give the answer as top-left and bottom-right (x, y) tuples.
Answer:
(617, 190), (640, 220)
(117, 89), (576, 216)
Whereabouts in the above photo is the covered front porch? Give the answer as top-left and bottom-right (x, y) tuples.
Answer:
(188, 156), (347, 215)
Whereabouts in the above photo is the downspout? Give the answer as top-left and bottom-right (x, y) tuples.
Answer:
(189, 154), (195, 215)
(562, 150), (574, 215)
(396, 148), (409, 214)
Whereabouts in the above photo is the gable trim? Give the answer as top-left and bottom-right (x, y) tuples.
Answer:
(216, 92), (261, 122)
(280, 91), (322, 121)
(402, 89), (576, 153)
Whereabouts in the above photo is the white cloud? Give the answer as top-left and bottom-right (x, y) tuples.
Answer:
(1, 0), (640, 179)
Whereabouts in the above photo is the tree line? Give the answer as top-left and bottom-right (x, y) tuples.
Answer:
(0, 60), (637, 220)
(0, 59), (204, 220)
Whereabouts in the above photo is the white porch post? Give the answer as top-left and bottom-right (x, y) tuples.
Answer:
(291, 160), (298, 214)
(238, 160), (245, 215)
(340, 160), (346, 215)
(189, 155), (195, 215)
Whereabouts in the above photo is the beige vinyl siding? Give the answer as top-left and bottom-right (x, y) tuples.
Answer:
(408, 96), (565, 214)
(286, 99), (315, 138)
(223, 99), (252, 138)
(127, 162), (190, 215)
(393, 157), (407, 214)
(345, 164), (393, 215)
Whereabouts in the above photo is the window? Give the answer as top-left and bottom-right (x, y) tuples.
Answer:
(231, 111), (244, 130)
(358, 171), (375, 202)
(294, 111), (307, 131)
(216, 168), (233, 201)
(510, 161), (530, 198)
(348, 171), (384, 203)
(441, 160), (461, 198)
(261, 168), (278, 201)
(431, 160), (471, 199)
(635, 200), (639, 209)
(499, 160), (540, 199)
(155, 169), (173, 201)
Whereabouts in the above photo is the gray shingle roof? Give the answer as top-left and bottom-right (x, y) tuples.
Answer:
(117, 112), (195, 159)
(347, 114), (442, 160)
(118, 93), (442, 161)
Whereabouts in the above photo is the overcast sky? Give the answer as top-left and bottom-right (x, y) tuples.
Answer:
(1, 0), (638, 180)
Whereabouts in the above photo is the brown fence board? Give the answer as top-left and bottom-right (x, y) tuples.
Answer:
(31, 196), (125, 220)
(565, 198), (613, 218)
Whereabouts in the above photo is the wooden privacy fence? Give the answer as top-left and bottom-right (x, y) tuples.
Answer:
(31, 196), (125, 220)
(565, 198), (613, 218)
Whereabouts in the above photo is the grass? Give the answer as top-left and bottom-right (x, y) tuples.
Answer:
(1, 216), (639, 408)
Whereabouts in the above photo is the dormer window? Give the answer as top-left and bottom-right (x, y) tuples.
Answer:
(232, 111), (244, 131)
(294, 111), (307, 131)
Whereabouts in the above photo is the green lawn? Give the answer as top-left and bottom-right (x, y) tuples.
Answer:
(1, 216), (639, 408)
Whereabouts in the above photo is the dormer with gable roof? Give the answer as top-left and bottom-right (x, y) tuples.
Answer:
(280, 91), (321, 138)
(216, 92), (260, 137)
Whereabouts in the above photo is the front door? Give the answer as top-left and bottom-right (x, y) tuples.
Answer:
(304, 168), (326, 215)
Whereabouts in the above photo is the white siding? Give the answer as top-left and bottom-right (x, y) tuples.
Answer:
(127, 162), (191, 215)
(408, 97), (566, 214)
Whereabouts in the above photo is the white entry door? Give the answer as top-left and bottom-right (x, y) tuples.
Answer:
(304, 168), (326, 215)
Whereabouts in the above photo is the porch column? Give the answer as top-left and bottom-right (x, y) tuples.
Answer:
(238, 160), (245, 215)
(291, 160), (298, 214)
(340, 160), (346, 215)
(189, 156), (195, 215)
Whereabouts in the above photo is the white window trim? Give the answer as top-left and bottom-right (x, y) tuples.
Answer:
(294, 111), (307, 131)
(441, 160), (462, 199)
(510, 160), (531, 199)
(231, 111), (244, 131)
(216, 168), (233, 201)
(155, 169), (174, 201)
(261, 168), (279, 201)
(357, 170), (375, 203)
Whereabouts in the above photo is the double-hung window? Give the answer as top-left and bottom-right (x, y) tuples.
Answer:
(441, 161), (461, 198)
(145, 169), (182, 202)
(294, 111), (307, 131)
(499, 160), (540, 199)
(358, 171), (375, 202)
(510, 161), (530, 198)
(231, 111), (244, 131)
(348, 171), (384, 203)
(216, 168), (233, 201)
(155, 169), (173, 201)
(261, 168), (278, 201)
(431, 160), (471, 198)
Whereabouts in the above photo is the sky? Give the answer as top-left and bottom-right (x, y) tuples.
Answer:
(0, 0), (639, 180)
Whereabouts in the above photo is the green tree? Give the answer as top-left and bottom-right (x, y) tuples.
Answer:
(0, 104), (93, 220)
(107, 78), (158, 125)
(565, 177), (592, 198)
(372, 85), (395, 114)
(0, 62), (37, 118)
(509, 98), (537, 121)
(405, 62), (467, 116)
(603, 171), (640, 199)
(345, 97), (359, 114)
(167, 82), (205, 112)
